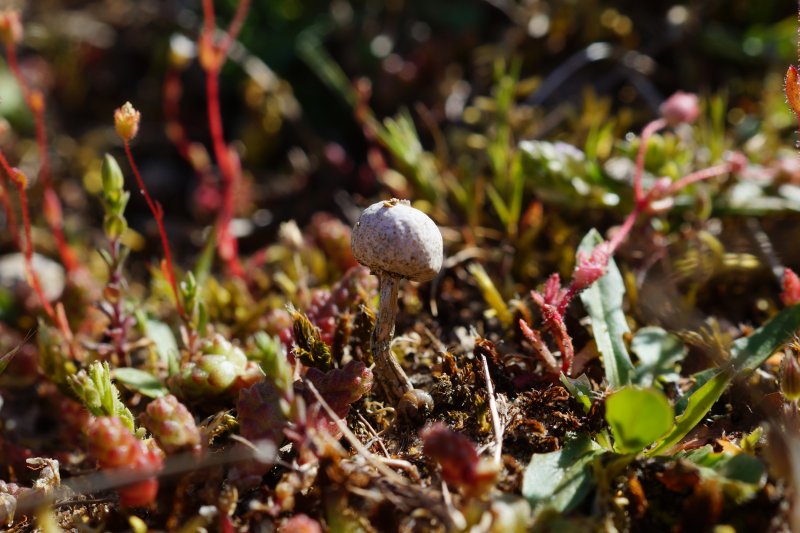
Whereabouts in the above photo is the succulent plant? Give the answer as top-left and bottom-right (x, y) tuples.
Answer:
(85, 416), (164, 507)
(140, 394), (201, 454)
(171, 334), (257, 398)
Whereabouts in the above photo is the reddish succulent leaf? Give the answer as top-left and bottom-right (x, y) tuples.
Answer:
(140, 395), (201, 454)
(237, 380), (287, 445)
(85, 416), (164, 507)
(303, 360), (373, 419)
(420, 422), (498, 496)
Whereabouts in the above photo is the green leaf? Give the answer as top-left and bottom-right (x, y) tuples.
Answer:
(112, 368), (168, 398)
(731, 304), (800, 372)
(646, 369), (733, 456)
(560, 373), (593, 413)
(631, 327), (686, 387)
(674, 367), (717, 415)
(522, 434), (603, 512)
(649, 305), (800, 456)
(486, 184), (511, 226)
(578, 229), (634, 388)
(140, 318), (179, 368)
(605, 387), (673, 454)
(740, 426), (763, 455)
(716, 454), (765, 486)
(468, 262), (513, 328)
(68, 361), (137, 434)
(678, 446), (766, 502)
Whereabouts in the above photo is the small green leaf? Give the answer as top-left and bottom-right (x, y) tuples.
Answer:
(140, 318), (179, 367)
(646, 369), (733, 457)
(578, 229), (634, 388)
(605, 387), (673, 454)
(560, 373), (593, 413)
(678, 446), (766, 502)
(740, 426), (763, 455)
(716, 453), (765, 486)
(731, 304), (800, 372)
(112, 368), (168, 398)
(631, 326), (685, 387)
(522, 434), (603, 512)
(652, 304), (800, 455)
(468, 262), (513, 328)
(68, 361), (137, 434)
(674, 367), (717, 415)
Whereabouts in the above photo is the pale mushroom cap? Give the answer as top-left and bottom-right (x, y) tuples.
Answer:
(351, 199), (443, 281)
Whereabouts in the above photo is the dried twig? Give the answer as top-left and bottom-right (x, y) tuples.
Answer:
(479, 353), (504, 464)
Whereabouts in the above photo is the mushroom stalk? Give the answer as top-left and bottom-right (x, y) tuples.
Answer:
(372, 272), (414, 404)
(351, 198), (442, 419)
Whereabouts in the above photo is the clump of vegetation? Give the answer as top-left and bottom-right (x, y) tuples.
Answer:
(0, 1), (800, 531)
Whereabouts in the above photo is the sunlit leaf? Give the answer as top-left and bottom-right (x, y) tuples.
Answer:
(605, 387), (673, 454)
(578, 229), (634, 388)
(646, 369), (732, 457)
(631, 326), (686, 387)
(112, 368), (168, 398)
(522, 434), (603, 512)
(731, 304), (800, 372)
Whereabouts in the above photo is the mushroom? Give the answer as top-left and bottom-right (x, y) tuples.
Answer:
(351, 198), (443, 419)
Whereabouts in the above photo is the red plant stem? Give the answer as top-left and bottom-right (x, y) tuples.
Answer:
(5, 40), (78, 273)
(204, 65), (243, 277)
(202, 0), (216, 36)
(0, 172), (18, 247)
(200, 0), (251, 278)
(122, 141), (185, 318)
(632, 118), (667, 203)
(0, 152), (54, 319)
(15, 179), (55, 318)
(205, 0), (251, 57)
(668, 163), (731, 195)
(162, 69), (193, 163)
(163, 69), (215, 184)
(557, 162), (734, 322)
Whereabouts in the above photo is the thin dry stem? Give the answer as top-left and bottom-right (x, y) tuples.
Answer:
(479, 353), (504, 464)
